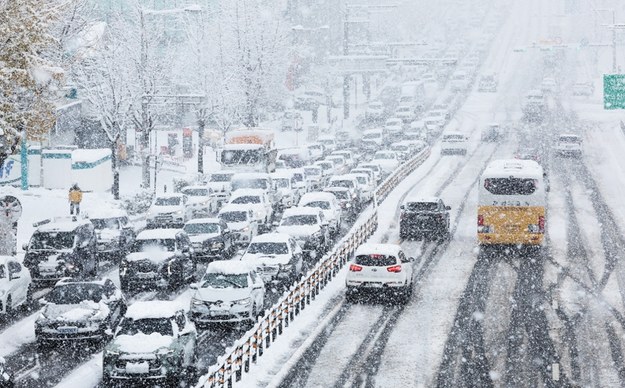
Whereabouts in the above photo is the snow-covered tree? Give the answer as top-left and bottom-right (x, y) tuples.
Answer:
(0, 0), (64, 167)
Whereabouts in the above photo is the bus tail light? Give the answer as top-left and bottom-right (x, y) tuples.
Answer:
(538, 216), (545, 233)
(477, 215), (484, 226)
(478, 215), (492, 233)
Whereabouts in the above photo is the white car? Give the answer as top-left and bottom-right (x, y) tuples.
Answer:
(390, 142), (411, 161)
(318, 136), (337, 153)
(361, 128), (385, 152)
(218, 205), (259, 247)
(303, 165), (326, 191)
(384, 118), (404, 138)
(571, 82), (594, 96)
(271, 171), (300, 209)
(541, 77), (557, 93)
(146, 194), (191, 228)
(276, 207), (331, 258)
(307, 142), (325, 160)
(441, 132), (468, 155)
(315, 160), (337, 176)
(450, 70), (470, 91)
(328, 175), (362, 205)
(359, 163), (383, 183)
(228, 189), (274, 231)
(365, 100), (385, 120)
(347, 172), (375, 203)
(240, 233), (304, 287)
(89, 209), (135, 258)
(372, 151), (400, 175)
(205, 171), (235, 208)
(0, 256), (32, 316)
(345, 243), (415, 303)
(331, 150), (357, 169)
(299, 192), (342, 237)
(189, 261), (265, 325)
(394, 105), (416, 123)
(325, 155), (349, 175)
(554, 133), (582, 157)
(181, 186), (217, 218)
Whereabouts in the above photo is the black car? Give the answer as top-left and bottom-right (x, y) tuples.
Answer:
(399, 198), (451, 240)
(182, 218), (235, 261)
(0, 357), (13, 388)
(119, 229), (196, 292)
(35, 277), (126, 349)
(23, 217), (98, 286)
(90, 211), (136, 261)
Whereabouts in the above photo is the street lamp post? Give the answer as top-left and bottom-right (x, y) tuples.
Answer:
(594, 8), (618, 73)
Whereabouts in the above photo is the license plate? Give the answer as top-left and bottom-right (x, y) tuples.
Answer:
(210, 310), (228, 317)
(135, 272), (156, 279)
(58, 326), (78, 334)
(125, 362), (149, 374)
(362, 282), (383, 288)
(415, 215), (430, 220)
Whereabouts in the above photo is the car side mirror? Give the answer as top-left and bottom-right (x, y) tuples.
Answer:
(190, 282), (199, 290)
(400, 205), (405, 210)
(41, 298), (48, 305)
(445, 206), (451, 210)
(409, 257), (415, 262)
(22, 243), (28, 251)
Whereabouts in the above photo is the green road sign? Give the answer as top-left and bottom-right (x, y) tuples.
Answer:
(604, 74), (625, 109)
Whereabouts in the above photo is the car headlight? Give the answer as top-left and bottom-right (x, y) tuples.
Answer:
(175, 210), (183, 215)
(241, 226), (250, 232)
(234, 297), (252, 306)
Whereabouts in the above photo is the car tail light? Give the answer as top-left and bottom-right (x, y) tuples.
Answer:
(538, 216), (545, 233)
(349, 264), (363, 272)
(477, 215), (484, 226)
(387, 265), (402, 273)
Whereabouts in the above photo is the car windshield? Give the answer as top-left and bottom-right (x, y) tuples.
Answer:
(374, 153), (394, 160)
(220, 211), (247, 222)
(46, 283), (104, 304)
(406, 202), (438, 211)
(303, 201), (330, 210)
(330, 180), (353, 188)
(327, 190), (348, 200)
(356, 176), (367, 184)
(559, 136), (581, 144)
(132, 238), (176, 252)
(209, 174), (232, 182)
(281, 215), (317, 226)
(182, 188), (209, 196)
(231, 195), (261, 204)
(363, 133), (382, 139)
(305, 168), (321, 176)
(274, 178), (290, 188)
(117, 318), (173, 337)
(200, 273), (248, 289)
(355, 254), (397, 267)
(443, 135), (465, 141)
(232, 179), (268, 190)
(91, 218), (120, 230)
(484, 178), (537, 195)
(29, 231), (74, 250)
(184, 223), (220, 235)
(155, 197), (181, 206)
(247, 242), (289, 255)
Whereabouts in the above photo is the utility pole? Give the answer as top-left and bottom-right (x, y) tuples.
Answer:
(612, 10), (617, 73)
(343, 5), (350, 119)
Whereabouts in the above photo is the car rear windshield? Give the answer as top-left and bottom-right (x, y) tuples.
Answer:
(118, 318), (173, 337)
(182, 188), (209, 196)
(303, 201), (330, 210)
(183, 223), (219, 235)
(47, 284), (104, 304)
(443, 135), (464, 141)
(209, 174), (232, 182)
(155, 197), (181, 206)
(355, 254), (397, 266)
(247, 242), (289, 255)
(281, 215), (317, 226)
(484, 178), (537, 195)
(406, 202), (438, 211)
(232, 179), (268, 190)
(231, 196), (261, 204)
(91, 218), (120, 230)
(220, 212), (247, 222)
(330, 180), (353, 188)
(30, 231), (75, 250)
(305, 168), (321, 176)
(559, 136), (581, 144)
(201, 273), (248, 289)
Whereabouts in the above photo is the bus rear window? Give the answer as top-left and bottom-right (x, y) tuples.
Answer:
(484, 178), (537, 195)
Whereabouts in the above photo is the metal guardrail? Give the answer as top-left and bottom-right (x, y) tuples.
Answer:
(194, 146), (432, 388)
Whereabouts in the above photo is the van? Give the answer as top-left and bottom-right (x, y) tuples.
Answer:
(441, 132), (468, 155)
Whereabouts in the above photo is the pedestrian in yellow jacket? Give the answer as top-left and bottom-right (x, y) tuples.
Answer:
(69, 183), (83, 215)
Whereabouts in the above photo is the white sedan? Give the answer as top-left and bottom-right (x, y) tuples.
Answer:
(0, 256), (32, 316)
(372, 151), (401, 175)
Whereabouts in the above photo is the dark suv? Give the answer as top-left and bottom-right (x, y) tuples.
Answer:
(399, 198), (451, 240)
(23, 217), (98, 286)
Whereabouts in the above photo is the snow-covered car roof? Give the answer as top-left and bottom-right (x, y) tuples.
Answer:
(136, 228), (181, 240)
(355, 243), (402, 257)
(55, 276), (112, 287)
(35, 217), (93, 233)
(126, 301), (182, 320)
(232, 172), (271, 180)
(154, 193), (184, 199)
(300, 192), (337, 204)
(185, 217), (222, 225)
(404, 196), (440, 204)
(230, 188), (266, 197)
(363, 128), (384, 135)
(219, 204), (252, 214)
(557, 133), (581, 139)
(324, 186), (350, 193)
(223, 143), (264, 151)
(442, 131), (465, 136)
(87, 208), (128, 219)
(318, 135), (335, 142)
(282, 207), (322, 218)
(249, 232), (292, 243)
(181, 185), (210, 192)
(483, 159), (543, 179)
(271, 170), (295, 179)
(206, 260), (252, 275)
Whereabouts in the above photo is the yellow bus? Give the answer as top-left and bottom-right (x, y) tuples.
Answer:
(477, 159), (547, 246)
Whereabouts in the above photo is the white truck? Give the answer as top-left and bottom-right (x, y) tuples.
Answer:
(218, 128), (277, 173)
